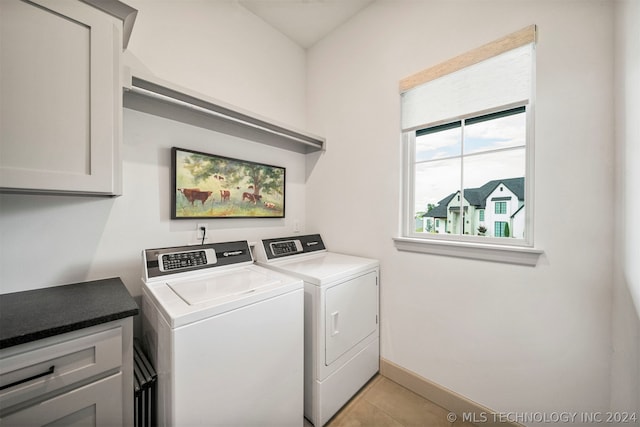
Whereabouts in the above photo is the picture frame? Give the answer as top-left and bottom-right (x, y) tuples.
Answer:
(171, 147), (285, 219)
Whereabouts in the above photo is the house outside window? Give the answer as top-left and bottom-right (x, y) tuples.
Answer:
(421, 176), (525, 239)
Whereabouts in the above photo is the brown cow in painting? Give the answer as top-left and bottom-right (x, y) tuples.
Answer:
(179, 188), (213, 206)
(220, 189), (230, 202)
(242, 192), (262, 205)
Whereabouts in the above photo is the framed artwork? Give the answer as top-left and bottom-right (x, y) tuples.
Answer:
(171, 147), (285, 219)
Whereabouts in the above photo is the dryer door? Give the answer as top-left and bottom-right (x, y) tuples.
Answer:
(324, 271), (378, 365)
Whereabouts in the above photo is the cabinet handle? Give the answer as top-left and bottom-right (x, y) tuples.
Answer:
(0, 365), (55, 391)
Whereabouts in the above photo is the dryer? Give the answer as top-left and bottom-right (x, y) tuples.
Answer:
(141, 240), (304, 427)
(254, 234), (379, 426)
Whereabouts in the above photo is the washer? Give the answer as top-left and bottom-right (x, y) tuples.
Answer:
(254, 234), (379, 426)
(141, 240), (304, 427)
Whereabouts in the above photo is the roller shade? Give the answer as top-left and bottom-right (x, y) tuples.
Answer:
(401, 26), (535, 132)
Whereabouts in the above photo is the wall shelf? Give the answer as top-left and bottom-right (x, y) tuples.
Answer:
(123, 69), (325, 154)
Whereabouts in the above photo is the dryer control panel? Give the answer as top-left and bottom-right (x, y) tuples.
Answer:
(269, 240), (303, 257)
(257, 234), (327, 261)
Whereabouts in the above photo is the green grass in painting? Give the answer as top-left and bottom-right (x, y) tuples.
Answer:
(176, 199), (283, 218)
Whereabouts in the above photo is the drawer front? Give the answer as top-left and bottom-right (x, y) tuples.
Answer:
(0, 327), (122, 412)
(1, 371), (122, 426)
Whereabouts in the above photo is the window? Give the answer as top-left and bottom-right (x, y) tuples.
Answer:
(395, 26), (543, 265)
(413, 106), (526, 239)
(495, 201), (507, 215)
(495, 221), (508, 237)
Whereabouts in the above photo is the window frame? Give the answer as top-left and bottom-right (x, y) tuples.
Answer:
(396, 101), (541, 265)
(402, 102), (533, 244)
(394, 26), (543, 266)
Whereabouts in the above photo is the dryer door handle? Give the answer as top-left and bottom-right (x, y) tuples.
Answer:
(330, 311), (340, 336)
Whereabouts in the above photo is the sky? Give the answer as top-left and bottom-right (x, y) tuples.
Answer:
(413, 112), (526, 212)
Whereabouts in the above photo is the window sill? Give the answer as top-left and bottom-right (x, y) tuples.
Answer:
(392, 237), (543, 266)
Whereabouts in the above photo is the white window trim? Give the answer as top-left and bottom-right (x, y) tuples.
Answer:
(396, 111), (543, 266)
(395, 26), (543, 266)
(392, 236), (543, 266)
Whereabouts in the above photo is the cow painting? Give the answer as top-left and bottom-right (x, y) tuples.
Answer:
(173, 148), (285, 218)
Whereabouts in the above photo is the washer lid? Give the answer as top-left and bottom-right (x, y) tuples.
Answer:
(142, 265), (303, 328)
(167, 269), (281, 305)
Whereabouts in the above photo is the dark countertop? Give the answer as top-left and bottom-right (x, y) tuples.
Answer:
(0, 277), (139, 349)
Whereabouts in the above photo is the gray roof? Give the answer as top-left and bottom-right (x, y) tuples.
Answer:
(471, 177), (525, 208)
(423, 193), (455, 218)
(423, 177), (524, 217)
(511, 204), (525, 218)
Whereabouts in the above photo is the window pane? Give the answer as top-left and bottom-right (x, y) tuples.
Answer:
(415, 125), (461, 162)
(410, 106), (527, 241)
(462, 147), (525, 239)
(463, 149), (525, 189)
(415, 158), (461, 235)
(463, 110), (526, 155)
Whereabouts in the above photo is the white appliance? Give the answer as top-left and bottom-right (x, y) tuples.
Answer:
(254, 234), (379, 426)
(141, 240), (304, 427)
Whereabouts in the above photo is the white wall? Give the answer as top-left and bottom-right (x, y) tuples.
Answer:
(306, 0), (615, 420)
(0, 0), (308, 297)
(124, 0), (307, 129)
(612, 0), (640, 418)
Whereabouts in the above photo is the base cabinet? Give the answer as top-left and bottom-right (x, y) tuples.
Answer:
(2, 373), (122, 426)
(0, 0), (122, 195)
(0, 320), (134, 426)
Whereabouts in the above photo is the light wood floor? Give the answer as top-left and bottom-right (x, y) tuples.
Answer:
(304, 375), (476, 427)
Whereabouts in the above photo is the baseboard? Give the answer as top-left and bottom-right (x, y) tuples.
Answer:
(380, 358), (523, 427)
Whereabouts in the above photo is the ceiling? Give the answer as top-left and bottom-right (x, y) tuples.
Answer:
(238, 0), (374, 49)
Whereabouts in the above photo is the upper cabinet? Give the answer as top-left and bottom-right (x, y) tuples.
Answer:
(0, 0), (125, 196)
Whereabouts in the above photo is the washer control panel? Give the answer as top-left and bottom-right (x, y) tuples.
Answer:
(158, 249), (217, 272)
(143, 241), (254, 280)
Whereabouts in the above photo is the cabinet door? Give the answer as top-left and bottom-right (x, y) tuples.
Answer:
(1, 372), (122, 426)
(324, 271), (378, 365)
(0, 0), (121, 195)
